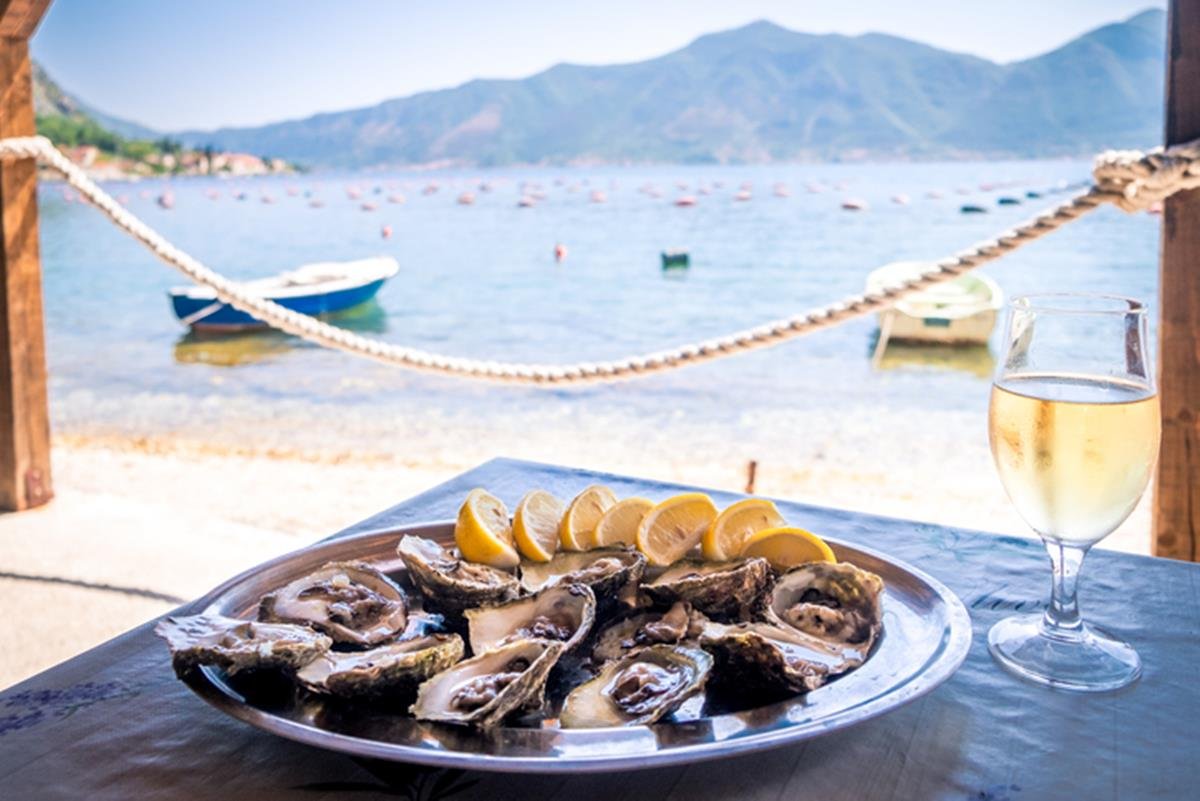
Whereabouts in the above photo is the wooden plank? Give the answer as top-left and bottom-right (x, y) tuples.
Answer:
(0, 36), (52, 510)
(1155, 0), (1200, 561)
(0, 0), (51, 38)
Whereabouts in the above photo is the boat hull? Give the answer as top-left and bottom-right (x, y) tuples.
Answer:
(876, 307), (997, 346)
(170, 278), (388, 332)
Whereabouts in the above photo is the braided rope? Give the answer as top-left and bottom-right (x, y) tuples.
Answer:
(0, 134), (1186, 385)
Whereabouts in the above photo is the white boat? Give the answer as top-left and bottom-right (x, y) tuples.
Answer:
(867, 261), (1003, 362)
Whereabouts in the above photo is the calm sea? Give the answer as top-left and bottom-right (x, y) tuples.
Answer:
(38, 160), (1159, 461)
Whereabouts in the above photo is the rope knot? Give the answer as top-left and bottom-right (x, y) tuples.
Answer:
(1093, 139), (1200, 212)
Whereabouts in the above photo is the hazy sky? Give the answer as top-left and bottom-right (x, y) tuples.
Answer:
(32, 1), (1166, 132)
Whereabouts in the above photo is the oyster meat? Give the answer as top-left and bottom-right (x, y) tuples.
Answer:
(518, 548), (646, 610)
(155, 614), (331, 677)
(643, 557), (771, 621)
(466, 583), (596, 654)
(591, 601), (708, 664)
(398, 535), (520, 614)
(411, 638), (565, 728)
(764, 561), (884, 659)
(560, 644), (713, 728)
(297, 633), (464, 698)
(700, 620), (866, 694)
(258, 561), (409, 647)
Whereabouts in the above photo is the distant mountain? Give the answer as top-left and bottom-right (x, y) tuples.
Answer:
(32, 63), (160, 140)
(63, 9), (1171, 168)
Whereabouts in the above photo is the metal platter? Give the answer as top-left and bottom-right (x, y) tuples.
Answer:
(180, 520), (972, 773)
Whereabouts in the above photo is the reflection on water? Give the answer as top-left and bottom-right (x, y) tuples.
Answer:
(870, 337), (996, 379)
(173, 300), (389, 366)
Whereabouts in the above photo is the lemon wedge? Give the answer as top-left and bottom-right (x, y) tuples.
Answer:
(635, 493), (718, 567)
(513, 489), (564, 562)
(560, 485), (618, 551)
(455, 488), (519, 568)
(593, 497), (654, 548)
(702, 498), (786, 561)
(739, 526), (836, 570)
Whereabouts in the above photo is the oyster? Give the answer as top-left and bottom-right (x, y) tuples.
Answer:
(155, 614), (331, 677)
(560, 644), (713, 728)
(411, 638), (565, 728)
(642, 557), (771, 620)
(258, 561), (408, 647)
(297, 633), (464, 698)
(398, 535), (520, 614)
(591, 601), (708, 664)
(700, 620), (867, 694)
(764, 561), (884, 657)
(518, 548), (646, 610)
(465, 583), (596, 654)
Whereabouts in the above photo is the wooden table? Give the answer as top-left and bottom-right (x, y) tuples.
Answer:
(1, 458), (1195, 800)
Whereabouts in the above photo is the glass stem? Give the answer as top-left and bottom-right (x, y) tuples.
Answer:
(1041, 539), (1089, 637)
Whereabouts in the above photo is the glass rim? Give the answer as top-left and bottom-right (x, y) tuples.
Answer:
(1009, 292), (1148, 316)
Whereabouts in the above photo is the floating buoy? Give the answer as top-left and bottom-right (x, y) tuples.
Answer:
(997, 196), (1021, 206)
(381, 225), (392, 239)
(773, 183), (790, 197)
(1025, 190), (1042, 199)
(261, 193), (274, 204)
(517, 196), (536, 208)
(286, 187), (299, 197)
(960, 204), (988, 214)
(117, 194), (130, 206)
(675, 195), (697, 207)
(388, 193), (406, 204)
(661, 250), (689, 270)
(590, 190), (607, 203)
(205, 188), (220, 200)
(309, 199), (325, 208)
(841, 198), (867, 211)
(734, 190), (752, 202)
(361, 201), (377, 211)
(422, 182), (439, 195)
(157, 191), (175, 210)
(457, 191), (475, 205)
(479, 181), (493, 193)
(234, 190), (247, 201)
(346, 187), (362, 200)
(554, 243), (567, 262)
(891, 193), (910, 205)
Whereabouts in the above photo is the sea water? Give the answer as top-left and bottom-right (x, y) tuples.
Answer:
(38, 160), (1158, 469)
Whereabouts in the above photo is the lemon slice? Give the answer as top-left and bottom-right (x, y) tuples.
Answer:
(635, 493), (719, 567)
(739, 526), (836, 570)
(513, 490), (564, 562)
(702, 498), (786, 561)
(593, 497), (654, 548)
(560, 485), (618, 551)
(455, 488), (519, 568)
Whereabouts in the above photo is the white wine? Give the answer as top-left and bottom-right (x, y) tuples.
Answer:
(988, 374), (1160, 544)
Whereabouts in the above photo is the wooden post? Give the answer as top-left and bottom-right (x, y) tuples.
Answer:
(0, 0), (53, 511)
(1155, 0), (1200, 561)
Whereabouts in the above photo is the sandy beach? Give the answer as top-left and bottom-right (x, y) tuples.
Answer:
(0, 419), (1152, 690)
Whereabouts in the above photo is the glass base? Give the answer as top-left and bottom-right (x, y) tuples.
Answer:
(988, 613), (1141, 692)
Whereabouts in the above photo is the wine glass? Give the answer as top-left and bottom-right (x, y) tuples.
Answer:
(987, 293), (1160, 692)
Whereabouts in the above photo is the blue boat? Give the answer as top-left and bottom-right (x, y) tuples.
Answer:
(168, 257), (399, 331)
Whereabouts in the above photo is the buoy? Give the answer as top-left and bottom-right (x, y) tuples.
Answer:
(734, 190), (752, 202)
(960, 204), (988, 214)
(891, 193), (910, 205)
(261, 193), (274, 204)
(457, 192), (475, 205)
(346, 187), (362, 200)
(675, 195), (697, 207)
(773, 183), (790, 197)
(381, 225), (392, 239)
(361, 201), (377, 211)
(286, 187), (299, 197)
(309, 199), (325, 208)
(554, 243), (567, 262)
(997, 196), (1021, 205)
(234, 190), (248, 201)
(157, 191), (175, 210)
(388, 193), (406, 204)
(590, 190), (607, 203)
(423, 182), (439, 195)
(205, 188), (220, 200)
(517, 196), (536, 208)
(841, 198), (867, 211)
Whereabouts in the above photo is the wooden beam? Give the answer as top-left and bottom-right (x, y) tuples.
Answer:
(1155, 0), (1200, 561)
(0, 35), (52, 510)
(0, 0), (51, 39)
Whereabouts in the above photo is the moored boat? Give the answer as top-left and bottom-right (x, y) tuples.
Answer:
(867, 261), (1003, 355)
(168, 256), (399, 332)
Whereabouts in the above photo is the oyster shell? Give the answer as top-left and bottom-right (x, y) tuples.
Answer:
(642, 557), (771, 620)
(398, 535), (520, 614)
(591, 601), (708, 664)
(258, 561), (408, 647)
(700, 620), (867, 694)
(518, 548), (646, 611)
(410, 638), (565, 728)
(764, 561), (883, 656)
(155, 614), (331, 677)
(560, 644), (713, 728)
(465, 583), (596, 654)
(297, 633), (464, 698)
